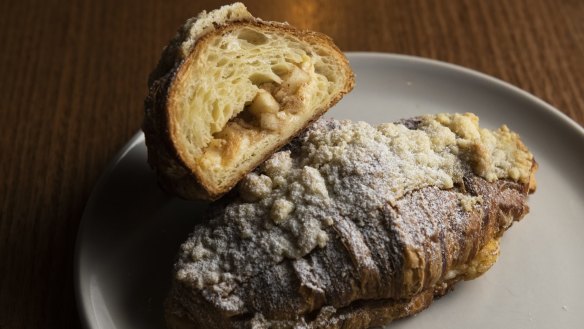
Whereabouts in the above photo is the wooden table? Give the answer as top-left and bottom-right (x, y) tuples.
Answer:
(1, 0), (582, 328)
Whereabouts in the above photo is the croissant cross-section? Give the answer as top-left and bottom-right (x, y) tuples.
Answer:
(143, 2), (354, 200)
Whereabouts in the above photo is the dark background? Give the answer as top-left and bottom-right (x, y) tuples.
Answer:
(1, 0), (582, 328)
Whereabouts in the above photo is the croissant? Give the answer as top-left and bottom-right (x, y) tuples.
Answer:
(165, 113), (537, 329)
(143, 3), (354, 201)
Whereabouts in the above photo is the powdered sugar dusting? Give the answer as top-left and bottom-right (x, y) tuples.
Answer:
(175, 113), (533, 298)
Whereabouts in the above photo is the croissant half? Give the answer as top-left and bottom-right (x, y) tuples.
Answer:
(165, 113), (537, 329)
(143, 3), (354, 200)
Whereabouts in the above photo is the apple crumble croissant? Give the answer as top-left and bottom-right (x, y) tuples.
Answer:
(165, 113), (537, 329)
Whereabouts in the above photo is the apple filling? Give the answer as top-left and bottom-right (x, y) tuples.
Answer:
(197, 60), (315, 175)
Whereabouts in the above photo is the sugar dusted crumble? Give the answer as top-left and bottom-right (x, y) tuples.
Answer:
(175, 113), (534, 294)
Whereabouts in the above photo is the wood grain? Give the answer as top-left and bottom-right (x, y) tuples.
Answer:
(0, 0), (582, 328)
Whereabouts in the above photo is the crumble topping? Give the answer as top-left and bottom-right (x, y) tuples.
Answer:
(175, 113), (533, 293)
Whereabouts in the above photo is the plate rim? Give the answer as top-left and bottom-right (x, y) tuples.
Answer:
(74, 52), (584, 329)
(74, 133), (145, 329)
(347, 52), (584, 136)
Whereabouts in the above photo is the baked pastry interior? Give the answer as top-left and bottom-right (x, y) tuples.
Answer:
(144, 3), (354, 199)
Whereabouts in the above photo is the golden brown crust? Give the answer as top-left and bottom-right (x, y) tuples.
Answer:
(144, 19), (354, 200)
(143, 69), (211, 199)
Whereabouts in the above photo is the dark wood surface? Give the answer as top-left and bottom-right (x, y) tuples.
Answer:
(0, 0), (582, 328)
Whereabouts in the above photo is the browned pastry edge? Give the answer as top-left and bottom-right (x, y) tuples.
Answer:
(165, 289), (435, 329)
(143, 20), (354, 201)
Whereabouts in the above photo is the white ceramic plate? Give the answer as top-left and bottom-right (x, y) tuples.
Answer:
(76, 53), (584, 329)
